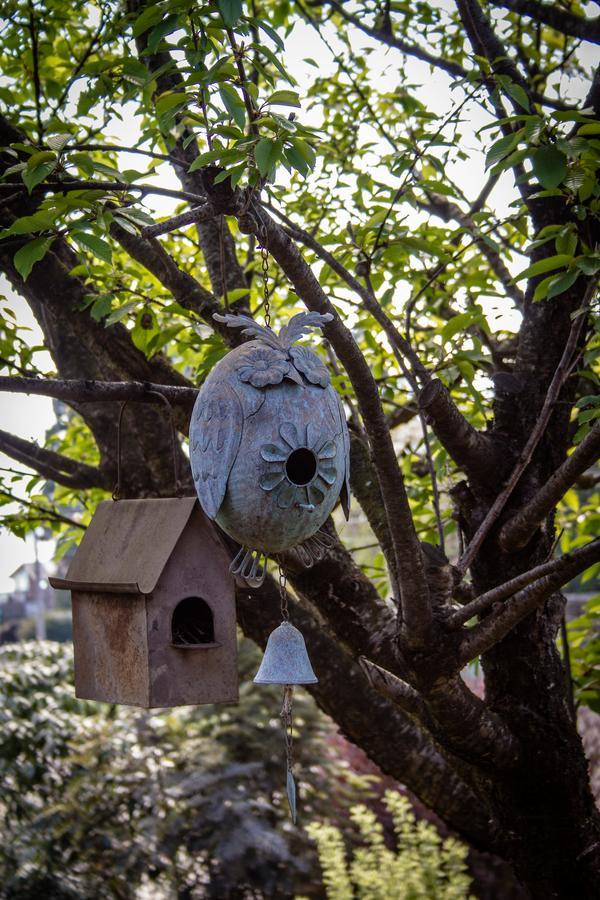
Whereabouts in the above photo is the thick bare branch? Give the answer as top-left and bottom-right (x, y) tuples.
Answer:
(419, 378), (502, 481)
(360, 657), (519, 767)
(458, 293), (594, 575)
(449, 537), (600, 627)
(359, 656), (433, 722)
(455, 0), (535, 113)
(491, 0), (600, 44)
(0, 375), (198, 409)
(458, 538), (600, 664)
(500, 421), (600, 551)
(0, 427), (109, 490)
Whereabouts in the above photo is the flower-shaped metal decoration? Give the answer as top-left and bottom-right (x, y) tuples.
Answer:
(289, 346), (330, 388)
(237, 347), (302, 388)
(190, 311), (350, 587)
(259, 422), (337, 510)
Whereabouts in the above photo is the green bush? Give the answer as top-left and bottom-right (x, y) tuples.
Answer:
(0, 640), (332, 898)
(307, 791), (474, 900)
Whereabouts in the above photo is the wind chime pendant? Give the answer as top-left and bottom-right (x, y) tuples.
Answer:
(254, 612), (318, 823)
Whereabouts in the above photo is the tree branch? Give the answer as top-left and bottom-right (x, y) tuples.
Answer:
(325, 0), (467, 79)
(140, 202), (218, 238)
(500, 420), (600, 551)
(491, 0), (600, 44)
(108, 222), (238, 339)
(418, 192), (525, 308)
(0, 488), (86, 529)
(360, 657), (519, 767)
(455, 0), (535, 114)
(458, 538), (600, 664)
(0, 427), (108, 490)
(419, 378), (502, 482)
(449, 536), (600, 627)
(0, 180), (205, 205)
(266, 202), (428, 383)
(457, 291), (594, 576)
(0, 375), (198, 409)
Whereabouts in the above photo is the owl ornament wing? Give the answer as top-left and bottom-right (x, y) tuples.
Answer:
(190, 380), (243, 519)
(327, 388), (351, 520)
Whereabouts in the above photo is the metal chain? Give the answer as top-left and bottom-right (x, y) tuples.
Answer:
(259, 224), (271, 329)
(281, 684), (294, 772)
(278, 566), (289, 621)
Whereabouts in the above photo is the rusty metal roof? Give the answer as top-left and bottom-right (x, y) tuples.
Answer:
(49, 497), (198, 596)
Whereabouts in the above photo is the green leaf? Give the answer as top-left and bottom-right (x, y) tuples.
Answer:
(147, 14), (180, 54)
(441, 311), (483, 343)
(46, 134), (70, 151)
(90, 294), (113, 321)
(219, 85), (246, 130)
(155, 91), (187, 118)
(13, 237), (53, 281)
(577, 123), (600, 135)
(218, 0), (243, 27)
(485, 132), (520, 169)
(0, 209), (58, 237)
(265, 90), (301, 108)
(546, 269), (579, 300)
(72, 232), (113, 263)
(576, 255), (600, 275)
(284, 145), (308, 176)
(532, 146), (568, 190)
(515, 254), (574, 282)
(188, 148), (226, 172)
(22, 161), (56, 193)
(504, 81), (530, 112)
(132, 3), (163, 37)
(290, 137), (316, 169)
(255, 137), (281, 176)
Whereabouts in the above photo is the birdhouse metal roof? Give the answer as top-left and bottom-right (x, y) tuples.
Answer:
(49, 497), (199, 596)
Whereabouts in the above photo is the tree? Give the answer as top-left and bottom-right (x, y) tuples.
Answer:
(0, 0), (599, 896)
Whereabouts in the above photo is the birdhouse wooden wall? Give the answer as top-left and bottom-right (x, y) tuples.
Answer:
(50, 498), (238, 709)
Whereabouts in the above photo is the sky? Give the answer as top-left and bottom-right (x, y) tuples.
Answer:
(0, 7), (597, 592)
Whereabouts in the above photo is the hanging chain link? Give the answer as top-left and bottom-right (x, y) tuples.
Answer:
(259, 223), (271, 329)
(281, 684), (294, 771)
(278, 566), (289, 621)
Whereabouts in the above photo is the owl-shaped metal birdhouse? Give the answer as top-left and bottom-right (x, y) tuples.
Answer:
(190, 312), (350, 585)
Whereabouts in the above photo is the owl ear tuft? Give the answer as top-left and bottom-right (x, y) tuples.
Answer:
(277, 312), (333, 348)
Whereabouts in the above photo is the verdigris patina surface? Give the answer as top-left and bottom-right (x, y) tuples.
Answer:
(189, 312), (350, 584)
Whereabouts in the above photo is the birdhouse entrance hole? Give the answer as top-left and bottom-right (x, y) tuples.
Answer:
(171, 597), (218, 648)
(285, 448), (317, 486)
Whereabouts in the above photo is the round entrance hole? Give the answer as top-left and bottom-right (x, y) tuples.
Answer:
(171, 597), (216, 647)
(285, 447), (317, 486)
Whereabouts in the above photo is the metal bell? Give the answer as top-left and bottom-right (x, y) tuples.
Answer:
(254, 621), (318, 685)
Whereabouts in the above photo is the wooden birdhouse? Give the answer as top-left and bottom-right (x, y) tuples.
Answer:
(49, 497), (238, 708)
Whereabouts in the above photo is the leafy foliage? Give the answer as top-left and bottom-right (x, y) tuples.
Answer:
(0, 639), (340, 898)
(307, 791), (474, 900)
